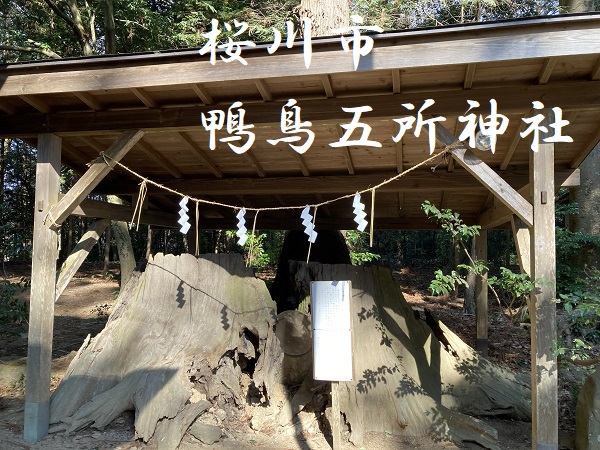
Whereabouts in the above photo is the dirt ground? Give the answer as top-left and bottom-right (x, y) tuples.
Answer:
(0, 263), (578, 450)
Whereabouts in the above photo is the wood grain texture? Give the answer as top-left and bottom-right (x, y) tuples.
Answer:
(529, 109), (558, 449)
(1, 18), (599, 97)
(55, 219), (110, 301)
(24, 133), (61, 441)
(475, 230), (488, 357)
(511, 216), (531, 276)
(437, 125), (534, 227)
(49, 253), (276, 445)
(48, 130), (144, 228)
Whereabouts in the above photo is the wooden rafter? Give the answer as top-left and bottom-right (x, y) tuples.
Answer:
(395, 141), (404, 174)
(244, 150), (267, 177)
(74, 92), (103, 111)
(336, 126), (355, 175)
(464, 63), (477, 89)
(190, 83), (214, 105)
(499, 115), (528, 170)
(177, 132), (223, 177)
(291, 152), (311, 176)
(255, 79), (273, 102)
(392, 69), (401, 94)
(436, 125), (533, 227)
(321, 74), (335, 98)
(0, 100), (17, 115)
(131, 87), (158, 108)
(20, 95), (49, 113)
(137, 140), (183, 178)
(537, 57), (558, 85)
(47, 130), (145, 229)
(570, 125), (600, 168)
(315, 194), (332, 217)
(591, 56), (600, 80)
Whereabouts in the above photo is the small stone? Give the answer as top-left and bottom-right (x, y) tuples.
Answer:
(190, 387), (207, 404)
(189, 422), (222, 445)
(215, 409), (227, 420)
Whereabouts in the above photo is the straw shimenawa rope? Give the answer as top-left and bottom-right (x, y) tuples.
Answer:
(99, 144), (457, 213)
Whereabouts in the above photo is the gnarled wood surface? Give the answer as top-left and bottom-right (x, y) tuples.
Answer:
(49, 253), (276, 449)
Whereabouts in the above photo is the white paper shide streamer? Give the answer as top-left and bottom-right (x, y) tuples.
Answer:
(236, 207), (248, 246)
(301, 205), (317, 243)
(352, 193), (368, 232)
(178, 196), (191, 234)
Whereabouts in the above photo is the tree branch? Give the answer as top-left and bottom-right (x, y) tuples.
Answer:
(0, 44), (61, 59)
(43, 0), (76, 28)
(559, 355), (599, 367)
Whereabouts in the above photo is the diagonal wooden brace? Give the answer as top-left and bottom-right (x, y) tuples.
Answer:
(45, 129), (145, 230)
(436, 125), (533, 227)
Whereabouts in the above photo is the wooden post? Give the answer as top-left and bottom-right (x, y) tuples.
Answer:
(475, 230), (488, 357)
(511, 216), (532, 276)
(331, 381), (341, 450)
(529, 110), (558, 450)
(24, 134), (61, 441)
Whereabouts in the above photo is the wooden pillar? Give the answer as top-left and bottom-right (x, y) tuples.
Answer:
(530, 110), (558, 450)
(511, 216), (532, 276)
(24, 134), (61, 441)
(474, 230), (488, 357)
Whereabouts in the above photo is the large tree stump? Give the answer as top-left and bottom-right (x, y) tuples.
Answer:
(49, 253), (276, 448)
(279, 262), (531, 449)
(49, 254), (530, 450)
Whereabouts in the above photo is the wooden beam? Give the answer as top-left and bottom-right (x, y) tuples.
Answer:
(570, 126), (600, 168)
(395, 141), (404, 174)
(529, 109), (558, 450)
(244, 150), (267, 177)
(463, 63), (477, 89)
(70, 197), (180, 227)
(291, 152), (311, 176)
(98, 168), (576, 197)
(55, 219), (111, 300)
(74, 92), (103, 111)
(190, 83), (214, 105)
(24, 133), (61, 441)
(130, 87), (158, 108)
(0, 100), (18, 115)
(591, 56), (600, 81)
(478, 169), (577, 228)
(177, 132), (223, 177)
(137, 140), (183, 178)
(474, 230), (488, 356)
(436, 125), (534, 227)
(47, 130), (144, 229)
(336, 126), (355, 175)
(392, 69), (401, 94)
(315, 194), (332, 218)
(2, 16), (599, 98)
(20, 95), (50, 113)
(499, 116), (527, 170)
(192, 215), (484, 230)
(537, 56), (558, 85)
(321, 74), (335, 98)
(4, 80), (600, 137)
(255, 79), (273, 102)
(511, 216), (531, 276)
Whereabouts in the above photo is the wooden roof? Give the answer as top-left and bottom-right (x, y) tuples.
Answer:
(1, 13), (599, 230)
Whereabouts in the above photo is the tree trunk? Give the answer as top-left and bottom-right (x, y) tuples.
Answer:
(103, 224), (112, 273)
(464, 238), (476, 314)
(299, 0), (349, 37)
(104, 0), (116, 54)
(50, 253), (276, 449)
(269, 230), (351, 312)
(48, 254), (530, 450)
(107, 195), (136, 287)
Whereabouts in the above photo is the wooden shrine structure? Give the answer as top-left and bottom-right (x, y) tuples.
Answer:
(1, 12), (600, 450)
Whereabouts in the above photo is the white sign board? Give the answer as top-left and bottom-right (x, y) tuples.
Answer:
(311, 281), (353, 381)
